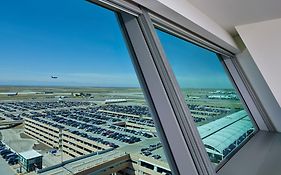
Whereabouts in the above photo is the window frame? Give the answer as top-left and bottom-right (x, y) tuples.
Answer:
(118, 12), (199, 175)
(74, 0), (273, 174)
(137, 7), (270, 172)
(223, 56), (275, 131)
(84, 1), (201, 174)
(136, 10), (216, 175)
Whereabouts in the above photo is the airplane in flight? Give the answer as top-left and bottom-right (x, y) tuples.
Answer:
(51, 76), (58, 79)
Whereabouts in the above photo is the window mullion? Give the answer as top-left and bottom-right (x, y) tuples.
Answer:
(119, 12), (201, 175)
(136, 8), (216, 175)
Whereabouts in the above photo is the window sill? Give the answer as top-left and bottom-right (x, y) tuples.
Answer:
(218, 131), (281, 175)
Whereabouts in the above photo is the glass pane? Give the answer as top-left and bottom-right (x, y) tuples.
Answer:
(0, 1), (171, 174)
(156, 29), (255, 165)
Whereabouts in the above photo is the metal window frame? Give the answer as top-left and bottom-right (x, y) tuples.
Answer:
(119, 13), (200, 175)
(139, 6), (279, 172)
(213, 55), (259, 170)
(142, 7), (268, 133)
(87, 0), (141, 16)
(219, 56), (259, 131)
(136, 9), (216, 175)
(85, 0), (205, 174)
(85, 0), (274, 174)
(226, 57), (276, 131)
(134, 6), (273, 173)
(87, 1), (206, 175)
(151, 14), (233, 58)
(222, 56), (274, 131)
(141, 6), (272, 132)
(142, 11), (270, 171)
(149, 18), (262, 134)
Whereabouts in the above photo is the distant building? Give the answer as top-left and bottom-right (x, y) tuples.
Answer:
(187, 96), (200, 99)
(19, 150), (43, 172)
(207, 94), (238, 100)
(105, 99), (127, 104)
(44, 91), (54, 94)
(72, 92), (91, 97)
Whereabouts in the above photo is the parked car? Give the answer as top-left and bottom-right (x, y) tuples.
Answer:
(0, 146), (6, 151)
(8, 157), (19, 165)
(152, 155), (161, 159)
(143, 151), (152, 156)
(4, 153), (17, 160)
(0, 149), (12, 156)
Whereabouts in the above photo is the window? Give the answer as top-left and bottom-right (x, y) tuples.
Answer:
(0, 1), (171, 174)
(155, 29), (255, 165)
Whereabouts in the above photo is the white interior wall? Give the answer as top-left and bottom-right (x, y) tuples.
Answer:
(236, 18), (281, 131)
(236, 18), (281, 107)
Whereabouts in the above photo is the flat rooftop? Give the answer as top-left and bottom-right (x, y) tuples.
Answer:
(20, 150), (42, 160)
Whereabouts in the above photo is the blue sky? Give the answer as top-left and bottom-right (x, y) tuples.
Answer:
(0, 0), (232, 89)
(0, 0), (138, 87)
(156, 30), (233, 89)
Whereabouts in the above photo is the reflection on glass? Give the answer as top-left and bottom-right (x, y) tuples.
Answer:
(156, 29), (255, 164)
(0, 1), (170, 174)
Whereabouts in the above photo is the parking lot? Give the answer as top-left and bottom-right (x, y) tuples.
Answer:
(0, 99), (170, 171)
(0, 140), (20, 173)
(15, 102), (156, 148)
(0, 91), (243, 167)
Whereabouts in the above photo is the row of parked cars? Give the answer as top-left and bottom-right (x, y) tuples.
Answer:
(26, 105), (149, 144)
(109, 125), (153, 138)
(0, 103), (27, 112)
(141, 143), (162, 159)
(3, 113), (23, 121)
(56, 105), (155, 130)
(28, 116), (65, 130)
(4, 100), (155, 128)
(100, 105), (151, 117)
(66, 129), (119, 148)
(0, 142), (19, 165)
(97, 110), (155, 127)
(0, 105), (16, 112)
(62, 116), (142, 144)
(72, 108), (122, 123)
(27, 111), (141, 147)
(0, 101), (91, 111)
(42, 107), (125, 126)
(16, 102), (158, 148)
(142, 151), (161, 160)
(187, 104), (231, 115)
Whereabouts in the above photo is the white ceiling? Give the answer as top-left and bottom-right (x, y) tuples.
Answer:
(186, 0), (281, 35)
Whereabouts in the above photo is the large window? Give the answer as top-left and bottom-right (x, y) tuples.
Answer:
(0, 1), (171, 174)
(155, 29), (255, 165)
